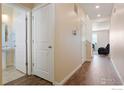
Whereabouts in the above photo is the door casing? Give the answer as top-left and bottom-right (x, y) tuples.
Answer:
(80, 20), (87, 63)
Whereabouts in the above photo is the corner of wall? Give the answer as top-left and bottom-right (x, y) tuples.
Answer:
(54, 63), (83, 85)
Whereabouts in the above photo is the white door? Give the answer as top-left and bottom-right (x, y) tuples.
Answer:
(32, 4), (54, 82)
(81, 22), (87, 63)
(14, 10), (27, 73)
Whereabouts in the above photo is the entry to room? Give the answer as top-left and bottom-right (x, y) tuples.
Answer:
(2, 4), (27, 84)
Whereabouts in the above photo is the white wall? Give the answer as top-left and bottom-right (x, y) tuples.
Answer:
(110, 4), (124, 84)
(85, 16), (92, 61)
(93, 30), (109, 50)
(54, 4), (92, 83)
(92, 21), (110, 31)
(0, 4), (2, 84)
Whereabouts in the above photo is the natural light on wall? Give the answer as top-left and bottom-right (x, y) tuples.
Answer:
(92, 21), (110, 31)
(2, 14), (8, 24)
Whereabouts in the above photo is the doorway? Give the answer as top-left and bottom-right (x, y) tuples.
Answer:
(92, 30), (110, 55)
(92, 32), (98, 54)
(2, 4), (28, 84)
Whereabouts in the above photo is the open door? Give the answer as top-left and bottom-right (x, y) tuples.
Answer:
(13, 10), (27, 73)
(32, 4), (54, 82)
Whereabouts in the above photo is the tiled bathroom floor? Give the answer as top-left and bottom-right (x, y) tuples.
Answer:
(3, 66), (25, 84)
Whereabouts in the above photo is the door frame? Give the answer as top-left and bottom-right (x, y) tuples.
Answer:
(12, 4), (32, 75)
(32, 4), (55, 83)
(1, 4), (32, 84)
(80, 19), (87, 64)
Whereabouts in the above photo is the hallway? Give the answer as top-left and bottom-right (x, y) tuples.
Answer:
(65, 55), (122, 85)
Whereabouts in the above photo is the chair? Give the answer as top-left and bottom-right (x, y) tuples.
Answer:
(98, 44), (110, 55)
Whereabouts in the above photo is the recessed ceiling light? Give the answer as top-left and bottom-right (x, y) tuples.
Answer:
(95, 5), (100, 9)
(97, 14), (101, 17)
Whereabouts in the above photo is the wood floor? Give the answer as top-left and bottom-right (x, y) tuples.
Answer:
(5, 75), (52, 85)
(5, 55), (122, 85)
(65, 55), (122, 85)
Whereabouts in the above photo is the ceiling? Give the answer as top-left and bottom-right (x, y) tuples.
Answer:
(81, 3), (113, 20)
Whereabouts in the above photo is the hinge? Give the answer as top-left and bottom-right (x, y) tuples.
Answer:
(25, 16), (28, 21)
(32, 63), (34, 67)
(26, 62), (28, 66)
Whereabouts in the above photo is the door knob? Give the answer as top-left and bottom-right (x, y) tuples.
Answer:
(48, 46), (52, 48)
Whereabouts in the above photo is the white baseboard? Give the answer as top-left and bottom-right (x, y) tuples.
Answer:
(111, 58), (124, 85)
(54, 63), (83, 85)
(86, 58), (92, 62)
